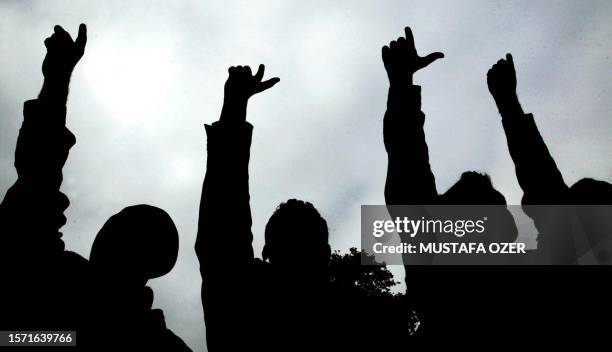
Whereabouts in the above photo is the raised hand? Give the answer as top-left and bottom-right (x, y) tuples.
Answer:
(221, 64), (279, 123)
(487, 54), (522, 116)
(39, 24), (87, 104)
(487, 54), (517, 102)
(42, 24), (87, 82)
(224, 64), (279, 102)
(382, 27), (444, 86)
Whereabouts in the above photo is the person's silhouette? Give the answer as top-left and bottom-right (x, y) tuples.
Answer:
(196, 64), (280, 351)
(0, 25), (190, 351)
(381, 27), (520, 340)
(89, 205), (190, 351)
(487, 54), (612, 263)
(0, 24), (89, 334)
(196, 65), (406, 351)
(486, 52), (612, 341)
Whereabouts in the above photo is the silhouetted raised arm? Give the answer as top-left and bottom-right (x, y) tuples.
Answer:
(381, 28), (444, 300)
(488, 54), (576, 263)
(195, 64), (278, 351)
(0, 24), (86, 263)
(487, 54), (569, 204)
(382, 27), (443, 205)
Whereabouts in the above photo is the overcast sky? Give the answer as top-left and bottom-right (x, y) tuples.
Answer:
(1, 0), (610, 350)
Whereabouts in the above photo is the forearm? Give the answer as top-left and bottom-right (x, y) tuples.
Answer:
(385, 149), (436, 205)
(383, 84), (437, 268)
(196, 117), (255, 272)
(220, 96), (247, 123)
(494, 93), (524, 120)
(20, 71), (73, 182)
(498, 96), (568, 203)
(38, 76), (71, 107)
(384, 84), (437, 205)
(0, 83), (74, 261)
(196, 115), (255, 349)
(14, 97), (74, 187)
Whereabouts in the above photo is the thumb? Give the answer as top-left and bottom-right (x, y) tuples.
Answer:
(254, 77), (280, 94)
(419, 52), (444, 69)
(506, 53), (514, 69)
(75, 23), (87, 56)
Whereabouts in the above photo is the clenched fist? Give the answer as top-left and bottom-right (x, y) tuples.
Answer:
(487, 53), (517, 102)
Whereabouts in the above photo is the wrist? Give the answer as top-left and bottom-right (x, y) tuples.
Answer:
(43, 69), (72, 86)
(495, 93), (524, 117)
(389, 74), (414, 89)
(220, 96), (248, 123)
(223, 94), (248, 108)
(39, 77), (70, 105)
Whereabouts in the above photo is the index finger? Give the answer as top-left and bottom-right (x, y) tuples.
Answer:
(254, 64), (265, 82)
(404, 27), (415, 50)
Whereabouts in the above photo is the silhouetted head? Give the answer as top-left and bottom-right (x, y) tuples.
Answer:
(570, 178), (612, 205)
(262, 199), (331, 271)
(89, 205), (179, 285)
(441, 172), (517, 244)
(441, 172), (507, 205)
(570, 178), (612, 263)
